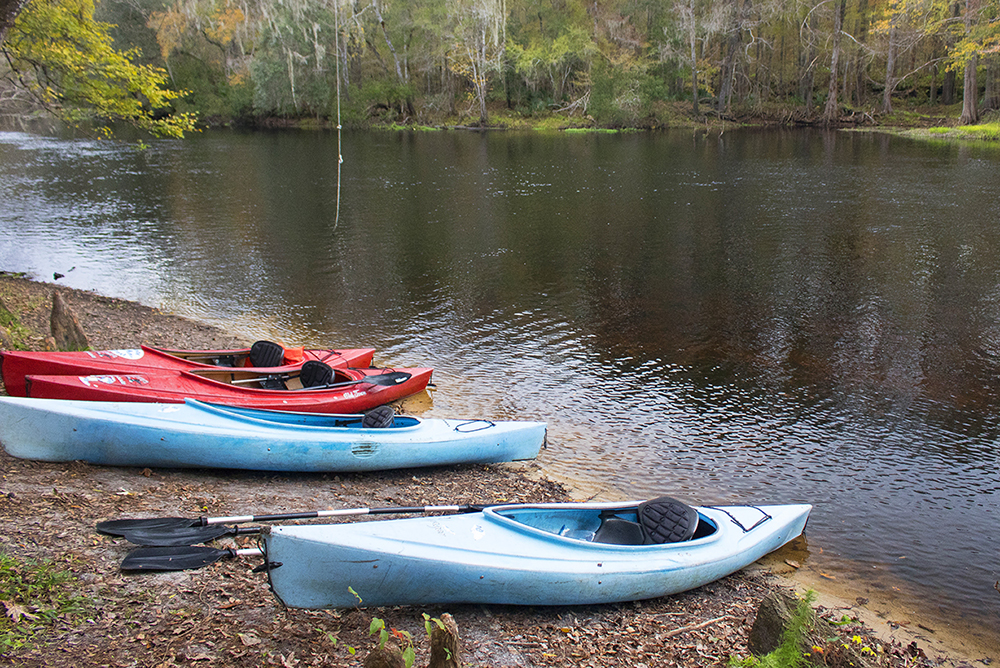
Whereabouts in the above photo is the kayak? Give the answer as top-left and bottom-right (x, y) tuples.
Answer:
(261, 498), (811, 608)
(0, 397), (544, 471)
(0, 340), (376, 397)
(23, 363), (433, 413)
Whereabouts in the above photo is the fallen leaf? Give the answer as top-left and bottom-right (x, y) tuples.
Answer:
(784, 560), (801, 569)
(819, 572), (836, 580)
(2, 600), (38, 622)
(238, 633), (261, 646)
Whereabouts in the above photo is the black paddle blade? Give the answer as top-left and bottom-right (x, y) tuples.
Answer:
(361, 371), (411, 386)
(96, 517), (200, 536)
(120, 524), (246, 547)
(121, 545), (238, 572)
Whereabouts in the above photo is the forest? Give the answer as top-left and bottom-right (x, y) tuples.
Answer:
(2, 0), (1000, 133)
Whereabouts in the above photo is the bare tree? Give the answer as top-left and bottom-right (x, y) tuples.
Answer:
(823, 0), (846, 122)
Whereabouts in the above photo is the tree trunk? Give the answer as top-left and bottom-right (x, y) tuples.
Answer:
(982, 57), (999, 111)
(960, 56), (979, 124)
(799, 12), (817, 111)
(823, 0), (845, 122)
(959, 0), (981, 124)
(689, 0), (699, 115)
(852, 0), (869, 106)
(882, 24), (897, 113)
(930, 62), (937, 104)
(943, 68), (956, 104)
(371, 1), (404, 82)
(718, 35), (738, 113)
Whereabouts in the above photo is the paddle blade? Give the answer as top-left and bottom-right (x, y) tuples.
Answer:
(121, 545), (238, 572)
(362, 371), (411, 386)
(96, 517), (200, 536)
(121, 524), (243, 546)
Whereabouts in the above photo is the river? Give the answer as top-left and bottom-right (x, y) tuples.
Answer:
(1, 126), (998, 649)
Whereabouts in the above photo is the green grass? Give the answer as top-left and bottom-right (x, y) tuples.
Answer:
(949, 121), (1000, 140)
(0, 553), (91, 651)
(900, 118), (1000, 142)
(0, 302), (33, 350)
(729, 591), (817, 668)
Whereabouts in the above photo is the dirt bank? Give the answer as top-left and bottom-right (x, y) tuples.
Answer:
(0, 273), (985, 667)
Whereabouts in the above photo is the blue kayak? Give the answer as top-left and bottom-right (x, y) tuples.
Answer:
(0, 396), (545, 472)
(262, 498), (811, 608)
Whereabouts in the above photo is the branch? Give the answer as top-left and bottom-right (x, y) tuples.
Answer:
(662, 615), (736, 639)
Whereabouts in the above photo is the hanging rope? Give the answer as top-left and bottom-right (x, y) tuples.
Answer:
(333, 0), (343, 231)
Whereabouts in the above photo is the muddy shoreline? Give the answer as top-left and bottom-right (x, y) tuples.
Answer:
(0, 273), (990, 667)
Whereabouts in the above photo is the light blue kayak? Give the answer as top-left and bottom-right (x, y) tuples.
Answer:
(262, 499), (811, 608)
(0, 396), (545, 472)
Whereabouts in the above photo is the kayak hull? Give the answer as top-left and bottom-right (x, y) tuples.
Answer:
(262, 501), (811, 608)
(23, 366), (432, 413)
(0, 345), (376, 397)
(0, 397), (543, 471)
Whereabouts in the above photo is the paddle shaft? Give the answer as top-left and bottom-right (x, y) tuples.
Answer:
(227, 370), (409, 390)
(97, 504), (481, 537)
(205, 504), (471, 526)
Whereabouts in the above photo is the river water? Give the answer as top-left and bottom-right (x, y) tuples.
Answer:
(1, 127), (998, 646)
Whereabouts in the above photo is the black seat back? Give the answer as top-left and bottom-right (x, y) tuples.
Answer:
(299, 360), (334, 388)
(249, 340), (284, 368)
(637, 496), (699, 544)
(362, 405), (395, 428)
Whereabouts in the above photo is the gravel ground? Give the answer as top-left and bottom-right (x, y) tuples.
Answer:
(0, 273), (980, 668)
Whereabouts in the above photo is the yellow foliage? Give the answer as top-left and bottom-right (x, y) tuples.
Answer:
(206, 4), (246, 47)
(3, 0), (197, 137)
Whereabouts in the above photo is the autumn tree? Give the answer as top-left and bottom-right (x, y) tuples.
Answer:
(447, 0), (505, 123)
(1, 0), (197, 136)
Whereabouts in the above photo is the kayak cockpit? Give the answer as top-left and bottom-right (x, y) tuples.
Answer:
(152, 340), (287, 368)
(192, 400), (420, 430)
(494, 497), (720, 546)
(188, 362), (355, 391)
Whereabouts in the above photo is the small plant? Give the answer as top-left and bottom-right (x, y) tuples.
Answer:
(0, 553), (91, 651)
(370, 617), (416, 667)
(729, 590), (817, 668)
(362, 612), (454, 667)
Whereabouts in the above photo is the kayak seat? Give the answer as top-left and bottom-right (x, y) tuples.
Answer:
(249, 340), (285, 368)
(258, 374), (287, 390)
(592, 497), (699, 546)
(300, 361), (334, 388)
(362, 405), (395, 428)
(637, 497), (699, 544)
(214, 355), (237, 367)
(593, 518), (645, 545)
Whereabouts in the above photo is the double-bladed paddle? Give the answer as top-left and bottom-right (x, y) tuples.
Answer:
(291, 370), (412, 391)
(229, 370), (411, 389)
(99, 504), (483, 546)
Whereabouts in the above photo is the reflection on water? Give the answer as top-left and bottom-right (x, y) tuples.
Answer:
(1, 128), (999, 642)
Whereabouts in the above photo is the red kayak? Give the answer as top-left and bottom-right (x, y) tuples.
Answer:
(23, 363), (433, 414)
(0, 341), (375, 397)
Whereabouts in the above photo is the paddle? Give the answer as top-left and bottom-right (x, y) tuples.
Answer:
(120, 545), (263, 572)
(289, 370), (412, 391)
(98, 504), (482, 542)
(228, 370), (410, 390)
